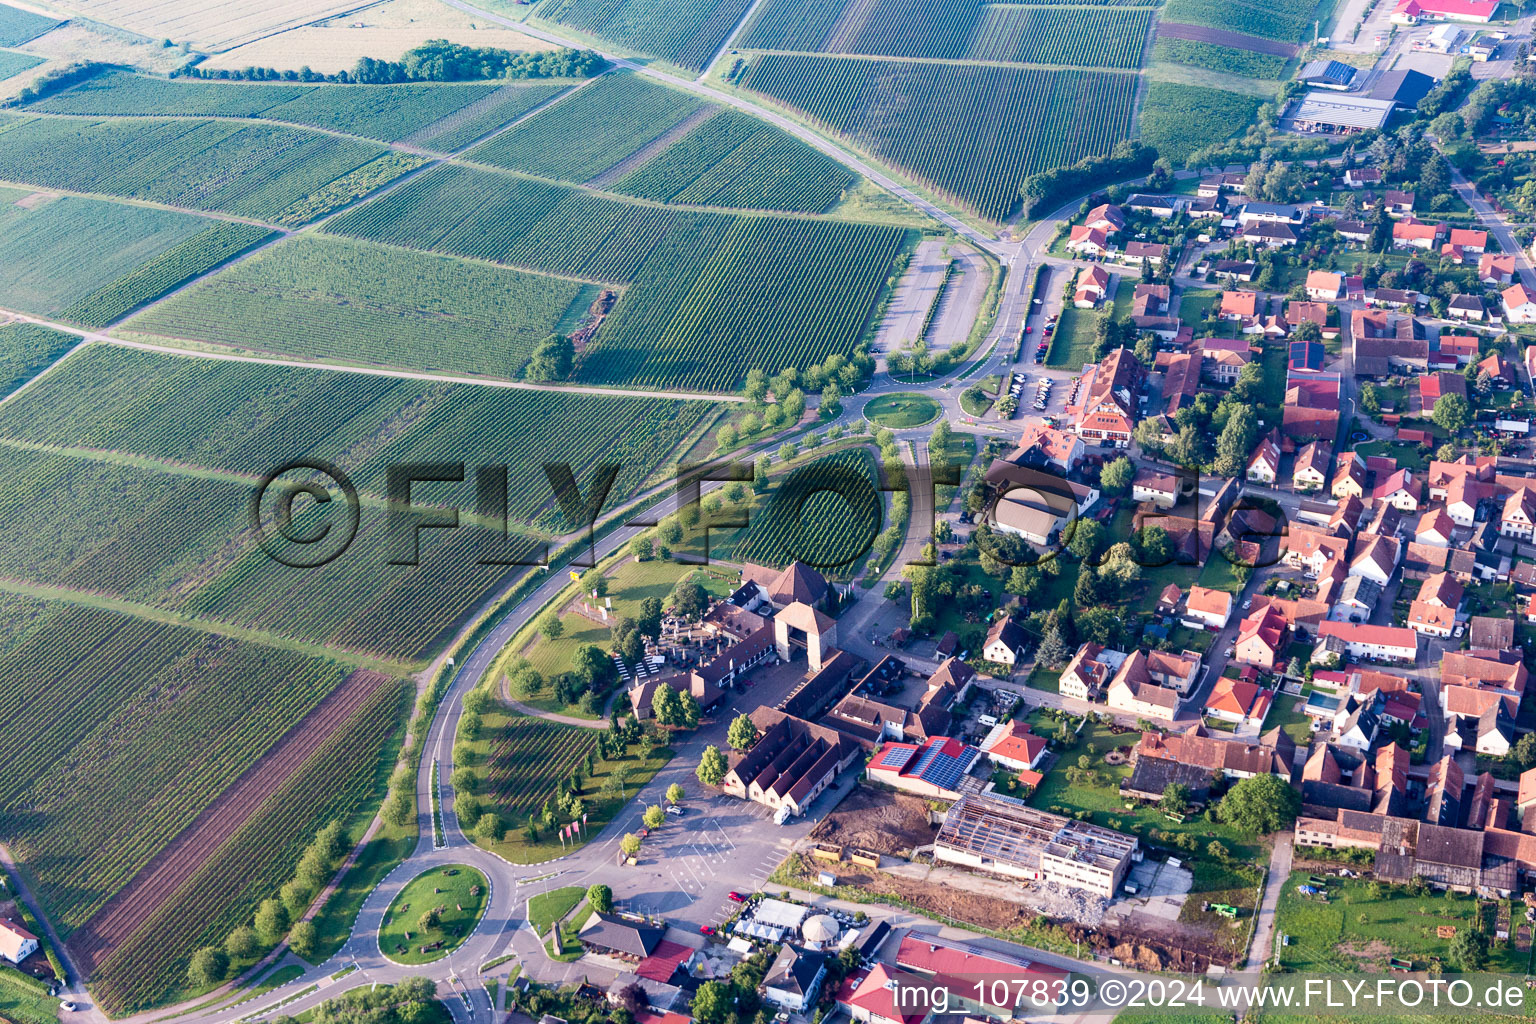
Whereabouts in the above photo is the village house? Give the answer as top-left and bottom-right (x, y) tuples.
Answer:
(1219, 290), (1259, 320)
(1247, 435), (1281, 484)
(1317, 621), (1418, 662)
(1183, 585), (1233, 629)
(1059, 641), (1125, 701)
(1407, 572), (1463, 637)
(1207, 677), (1274, 727)
(1504, 283), (1536, 323)
(1292, 440), (1333, 491)
(1072, 347), (1141, 443)
(1201, 337), (1252, 383)
(1480, 253), (1517, 286)
(1084, 203), (1125, 234)
(1131, 467), (1180, 509)
(1392, 219), (1445, 250)
(1305, 270), (1345, 300)
(1105, 650), (1181, 721)
(1073, 264), (1111, 308)
(982, 615), (1028, 667)
(1067, 225), (1110, 258)
(980, 719), (1049, 772)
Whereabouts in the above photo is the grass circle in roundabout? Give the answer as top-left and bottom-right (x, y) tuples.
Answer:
(865, 392), (942, 428)
(379, 863), (489, 964)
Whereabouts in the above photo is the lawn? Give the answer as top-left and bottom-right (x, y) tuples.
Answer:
(960, 377), (1000, 417)
(1046, 304), (1098, 370)
(1177, 288), (1218, 325)
(865, 392), (941, 428)
(1274, 871), (1522, 973)
(1028, 666), (1062, 695)
(1267, 689), (1315, 745)
(1195, 552), (1248, 594)
(527, 885), (584, 938)
(1111, 278), (1136, 319)
(1354, 439), (1431, 473)
(379, 864), (489, 965)
(1026, 712), (1265, 868)
(1258, 342), (1287, 426)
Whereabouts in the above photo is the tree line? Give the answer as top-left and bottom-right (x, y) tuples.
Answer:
(174, 41), (607, 84)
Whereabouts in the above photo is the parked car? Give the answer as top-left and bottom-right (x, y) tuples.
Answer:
(666, 805), (683, 816)
(701, 925), (716, 935)
(728, 891), (747, 902)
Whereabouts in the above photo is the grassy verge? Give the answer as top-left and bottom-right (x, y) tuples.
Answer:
(527, 886), (584, 938)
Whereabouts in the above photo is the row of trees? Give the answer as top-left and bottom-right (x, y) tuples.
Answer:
(189, 820), (352, 986)
(175, 42), (607, 84)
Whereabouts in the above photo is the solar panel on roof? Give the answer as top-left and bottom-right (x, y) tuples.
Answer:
(877, 746), (913, 768)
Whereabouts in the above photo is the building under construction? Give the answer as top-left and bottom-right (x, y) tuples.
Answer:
(934, 791), (1139, 897)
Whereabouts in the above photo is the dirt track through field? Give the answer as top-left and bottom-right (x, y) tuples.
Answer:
(1156, 21), (1298, 56)
(67, 669), (394, 974)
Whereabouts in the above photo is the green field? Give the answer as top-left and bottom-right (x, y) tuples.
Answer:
(30, 72), (550, 144)
(327, 163), (906, 391)
(612, 108), (856, 213)
(1274, 871), (1521, 973)
(1153, 38), (1290, 79)
(461, 707), (675, 862)
(1139, 80), (1265, 163)
(730, 447), (884, 571)
(0, 2), (57, 46)
(0, 47), (40, 80)
(0, 322), (75, 396)
(0, 113), (410, 222)
(1162, 0), (1317, 43)
(380, 865), (489, 964)
(579, 215), (906, 391)
(865, 392), (941, 427)
(326, 162), (734, 282)
(0, 594), (405, 1013)
(468, 71), (705, 182)
(128, 236), (593, 377)
(0, 194), (266, 321)
(738, 0), (1151, 64)
(535, 0), (754, 70)
(0, 345), (716, 657)
(738, 55), (1139, 222)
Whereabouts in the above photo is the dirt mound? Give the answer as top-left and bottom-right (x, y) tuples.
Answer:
(809, 787), (934, 857)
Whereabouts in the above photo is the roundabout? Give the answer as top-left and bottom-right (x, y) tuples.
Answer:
(378, 864), (489, 965)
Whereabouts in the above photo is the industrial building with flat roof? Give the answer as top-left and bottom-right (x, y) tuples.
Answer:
(1291, 93), (1397, 134)
(934, 791), (1139, 897)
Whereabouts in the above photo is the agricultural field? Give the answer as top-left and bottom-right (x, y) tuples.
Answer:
(405, 81), (574, 151)
(1139, 80), (1264, 162)
(326, 163), (737, 283)
(32, 72), (535, 144)
(81, 673), (405, 1013)
(612, 108), (857, 212)
(0, 192), (269, 323)
(468, 72), (705, 183)
(534, 0), (754, 71)
(1152, 37), (1290, 79)
(579, 215), (908, 391)
(0, 345), (717, 657)
(737, 0), (1151, 65)
(737, 56), (1138, 222)
(0, 2), (57, 46)
(127, 236), (594, 378)
(0, 321), (75, 396)
(1162, 0), (1318, 44)
(728, 448), (884, 572)
(0, 47), (41, 79)
(467, 706), (674, 862)
(0, 446), (254, 606)
(0, 593), (404, 1012)
(0, 113), (408, 223)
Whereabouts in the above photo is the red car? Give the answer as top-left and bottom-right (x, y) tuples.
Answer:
(700, 925), (716, 935)
(1025, 326), (1033, 334)
(727, 891), (746, 903)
